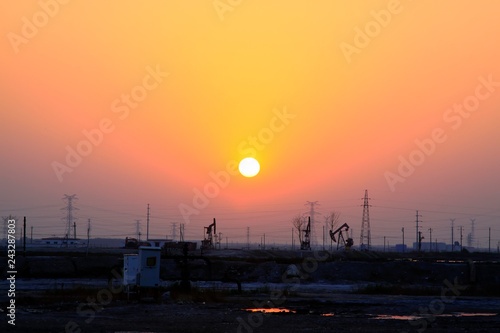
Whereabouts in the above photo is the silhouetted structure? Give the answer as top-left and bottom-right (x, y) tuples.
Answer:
(301, 216), (311, 250)
(202, 218), (216, 249)
(359, 190), (371, 250)
(61, 194), (78, 244)
(329, 223), (353, 250)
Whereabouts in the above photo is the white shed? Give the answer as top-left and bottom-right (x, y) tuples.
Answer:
(137, 246), (161, 287)
(123, 254), (138, 286)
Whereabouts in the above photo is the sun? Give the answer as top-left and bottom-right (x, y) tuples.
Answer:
(239, 157), (260, 177)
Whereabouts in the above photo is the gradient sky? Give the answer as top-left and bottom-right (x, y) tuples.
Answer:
(1, 1), (499, 248)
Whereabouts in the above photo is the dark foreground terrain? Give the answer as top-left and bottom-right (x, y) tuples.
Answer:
(2, 293), (500, 332)
(1, 249), (499, 332)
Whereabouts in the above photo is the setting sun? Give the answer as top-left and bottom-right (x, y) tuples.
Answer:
(239, 157), (260, 178)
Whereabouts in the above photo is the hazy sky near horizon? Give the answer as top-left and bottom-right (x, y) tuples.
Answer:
(1, 1), (499, 247)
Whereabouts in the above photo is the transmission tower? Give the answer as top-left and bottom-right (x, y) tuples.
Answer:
(61, 194), (78, 240)
(179, 223), (185, 242)
(467, 218), (475, 248)
(305, 201), (319, 248)
(359, 190), (371, 250)
(172, 222), (177, 241)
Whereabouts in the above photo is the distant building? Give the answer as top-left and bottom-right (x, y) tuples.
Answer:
(147, 238), (173, 248)
(412, 242), (448, 252)
(29, 237), (86, 248)
(395, 244), (407, 252)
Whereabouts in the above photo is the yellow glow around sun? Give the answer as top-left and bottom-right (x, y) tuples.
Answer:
(239, 157), (260, 177)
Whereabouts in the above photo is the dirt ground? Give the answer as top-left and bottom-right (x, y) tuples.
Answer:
(2, 292), (499, 333)
(2, 250), (499, 332)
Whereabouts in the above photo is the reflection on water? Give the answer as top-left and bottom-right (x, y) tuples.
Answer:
(245, 308), (296, 314)
(451, 313), (497, 317)
(245, 309), (337, 316)
(371, 313), (498, 320)
(371, 315), (420, 320)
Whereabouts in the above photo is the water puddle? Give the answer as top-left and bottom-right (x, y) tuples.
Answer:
(440, 313), (497, 317)
(245, 308), (296, 314)
(371, 315), (420, 320)
(370, 313), (497, 320)
(245, 308), (336, 316)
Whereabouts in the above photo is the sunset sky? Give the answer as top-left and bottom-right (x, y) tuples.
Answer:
(1, 1), (499, 248)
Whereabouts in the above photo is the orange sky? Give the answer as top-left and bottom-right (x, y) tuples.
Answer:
(1, 1), (499, 247)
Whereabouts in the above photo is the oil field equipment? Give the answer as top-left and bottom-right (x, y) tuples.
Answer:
(301, 216), (311, 250)
(201, 218), (216, 250)
(329, 223), (353, 250)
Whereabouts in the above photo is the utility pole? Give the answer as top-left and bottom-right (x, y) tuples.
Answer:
(418, 231), (424, 252)
(73, 221), (77, 239)
(428, 228), (432, 252)
(415, 210), (422, 251)
(226, 236), (228, 249)
(460, 226), (463, 252)
(23, 217), (26, 256)
(402, 227), (405, 253)
(450, 218), (455, 251)
(488, 227), (491, 253)
(31, 226), (33, 244)
(86, 218), (91, 257)
(146, 204), (150, 241)
(263, 233), (266, 250)
(322, 226), (325, 250)
(247, 227), (250, 250)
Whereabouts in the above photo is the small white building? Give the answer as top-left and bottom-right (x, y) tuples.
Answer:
(123, 254), (139, 285)
(29, 237), (87, 248)
(137, 247), (161, 287)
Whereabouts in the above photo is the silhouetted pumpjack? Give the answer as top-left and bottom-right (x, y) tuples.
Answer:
(202, 218), (216, 249)
(329, 223), (353, 250)
(301, 217), (311, 250)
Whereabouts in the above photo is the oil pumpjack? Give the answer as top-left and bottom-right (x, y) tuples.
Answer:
(201, 218), (216, 250)
(301, 216), (311, 250)
(329, 223), (354, 250)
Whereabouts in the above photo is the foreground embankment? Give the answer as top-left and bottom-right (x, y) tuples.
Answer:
(1, 249), (498, 290)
